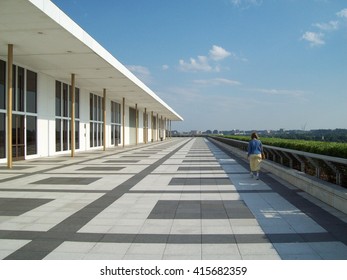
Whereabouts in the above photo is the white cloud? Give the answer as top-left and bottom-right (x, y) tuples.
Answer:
(301, 31), (325, 46)
(230, 0), (262, 8)
(162, 64), (169, 70)
(337, 8), (347, 18)
(194, 78), (241, 86)
(179, 45), (233, 72)
(209, 45), (231, 61)
(127, 65), (152, 83)
(301, 8), (347, 48)
(253, 88), (306, 97)
(313, 21), (339, 31)
(179, 56), (214, 72)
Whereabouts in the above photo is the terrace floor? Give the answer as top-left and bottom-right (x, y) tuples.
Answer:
(0, 137), (347, 260)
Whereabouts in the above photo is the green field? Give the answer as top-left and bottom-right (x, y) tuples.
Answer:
(217, 135), (347, 159)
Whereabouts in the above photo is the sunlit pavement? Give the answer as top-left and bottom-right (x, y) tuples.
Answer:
(0, 137), (347, 260)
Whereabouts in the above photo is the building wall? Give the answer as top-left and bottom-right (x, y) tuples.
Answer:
(0, 59), (167, 164)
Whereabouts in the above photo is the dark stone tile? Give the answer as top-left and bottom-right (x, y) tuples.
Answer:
(147, 200), (178, 219)
(185, 155), (214, 158)
(267, 233), (305, 243)
(17, 240), (63, 252)
(298, 232), (336, 243)
(69, 233), (105, 242)
(31, 177), (101, 185)
(169, 178), (186, 185)
(183, 160), (218, 163)
(5, 250), (52, 260)
(0, 198), (53, 216)
(224, 201), (255, 219)
(175, 200), (201, 219)
(178, 167), (222, 171)
(0, 166), (33, 170)
(0, 230), (40, 240)
(149, 200), (254, 220)
(202, 234), (236, 244)
(201, 201), (227, 219)
(101, 234), (136, 243)
(168, 234), (202, 244)
(121, 155), (149, 158)
(134, 234), (169, 243)
(235, 234), (270, 243)
(170, 177), (232, 186)
(78, 166), (124, 171)
(104, 160), (139, 163)
(30, 160), (66, 163)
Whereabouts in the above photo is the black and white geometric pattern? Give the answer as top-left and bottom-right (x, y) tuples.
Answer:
(0, 138), (347, 260)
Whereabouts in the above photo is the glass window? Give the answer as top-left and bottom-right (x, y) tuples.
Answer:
(93, 94), (97, 120)
(55, 81), (80, 152)
(55, 81), (61, 116)
(0, 113), (5, 158)
(75, 121), (79, 150)
(93, 123), (97, 147)
(55, 119), (61, 152)
(129, 108), (136, 128)
(115, 124), (121, 145)
(116, 103), (121, 124)
(90, 122), (94, 147)
(111, 102), (115, 123)
(17, 67), (25, 112)
(111, 101), (122, 146)
(12, 65), (16, 111)
(63, 119), (68, 151)
(111, 102), (121, 124)
(90, 93), (93, 120)
(89, 93), (104, 148)
(111, 125), (114, 145)
(26, 70), (37, 113)
(63, 83), (68, 117)
(75, 88), (80, 118)
(99, 123), (103, 146)
(111, 124), (121, 145)
(153, 116), (157, 129)
(26, 116), (37, 155)
(0, 60), (5, 110)
(98, 96), (101, 121)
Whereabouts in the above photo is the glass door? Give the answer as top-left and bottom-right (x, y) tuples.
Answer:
(12, 114), (25, 160)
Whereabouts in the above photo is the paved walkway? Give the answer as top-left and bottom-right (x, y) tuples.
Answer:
(0, 137), (347, 260)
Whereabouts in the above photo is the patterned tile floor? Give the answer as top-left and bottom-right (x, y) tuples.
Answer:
(0, 137), (347, 260)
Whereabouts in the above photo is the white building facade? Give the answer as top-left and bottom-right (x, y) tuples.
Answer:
(0, 0), (183, 166)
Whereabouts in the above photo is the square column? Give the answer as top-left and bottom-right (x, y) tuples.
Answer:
(103, 89), (106, 151)
(70, 74), (75, 157)
(7, 44), (13, 168)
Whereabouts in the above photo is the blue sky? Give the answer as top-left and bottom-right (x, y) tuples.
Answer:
(52, 0), (347, 132)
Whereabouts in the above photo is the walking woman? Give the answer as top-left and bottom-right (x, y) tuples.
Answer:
(247, 132), (263, 180)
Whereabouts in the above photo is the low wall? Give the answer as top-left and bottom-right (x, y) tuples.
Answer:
(210, 138), (347, 215)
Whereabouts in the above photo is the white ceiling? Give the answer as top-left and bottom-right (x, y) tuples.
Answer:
(0, 0), (183, 121)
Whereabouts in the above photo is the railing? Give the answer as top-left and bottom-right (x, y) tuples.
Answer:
(211, 136), (347, 188)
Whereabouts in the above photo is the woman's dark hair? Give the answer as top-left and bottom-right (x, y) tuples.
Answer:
(251, 132), (258, 139)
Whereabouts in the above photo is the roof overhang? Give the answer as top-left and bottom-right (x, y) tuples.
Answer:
(0, 0), (183, 121)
